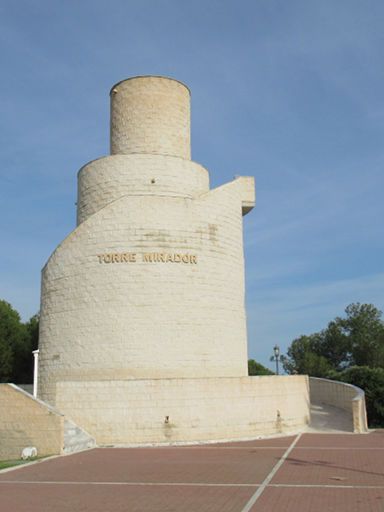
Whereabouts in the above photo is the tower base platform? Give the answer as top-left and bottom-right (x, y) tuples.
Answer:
(54, 375), (310, 445)
(1, 376), (369, 460)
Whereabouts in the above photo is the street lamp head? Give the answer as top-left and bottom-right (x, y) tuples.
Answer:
(273, 345), (280, 357)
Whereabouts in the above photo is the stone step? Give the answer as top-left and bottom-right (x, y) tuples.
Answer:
(63, 419), (96, 454)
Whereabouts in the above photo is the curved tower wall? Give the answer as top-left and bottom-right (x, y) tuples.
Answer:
(38, 76), (255, 405)
(76, 155), (209, 225)
(110, 76), (191, 158)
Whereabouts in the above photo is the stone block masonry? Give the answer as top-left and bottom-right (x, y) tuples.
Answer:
(56, 376), (310, 445)
(0, 384), (64, 460)
(38, 76), (255, 406)
(33, 75), (317, 443)
(110, 76), (191, 158)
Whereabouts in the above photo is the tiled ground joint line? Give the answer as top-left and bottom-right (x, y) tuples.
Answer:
(1, 481), (383, 490)
(289, 446), (384, 450)
(269, 484), (384, 489)
(178, 446), (384, 451)
(240, 433), (302, 512)
(0, 481), (256, 487)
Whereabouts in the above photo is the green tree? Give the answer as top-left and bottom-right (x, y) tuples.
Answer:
(26, 314), (39, 352)
(330, 366), (384, 427)
(15, 313), (39, 383)
(315, 320), (351, 370)
(0, 300), (27, 382)
(283, 303), (384, 376)
(339, 303), (384, 368)
(0, 336), (13, 382)
(0, 301), (39, 383)
(282, 335), (333, 377)
(248, 359), (274, 375)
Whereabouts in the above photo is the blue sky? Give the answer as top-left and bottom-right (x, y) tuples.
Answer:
(0, 0), (383, 370)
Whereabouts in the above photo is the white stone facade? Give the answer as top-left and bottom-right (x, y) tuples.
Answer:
(110, 77), (191, 158)
(37, 76), (311, 442)
(56, 376), (310, 445)
(38, 76), (255, 405)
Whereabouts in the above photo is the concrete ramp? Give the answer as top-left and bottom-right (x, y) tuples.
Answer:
(309, 377), (368, 433)
(308, 403), (354, 433)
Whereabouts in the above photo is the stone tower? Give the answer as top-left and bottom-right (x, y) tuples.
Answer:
(38, 76), (255, 405)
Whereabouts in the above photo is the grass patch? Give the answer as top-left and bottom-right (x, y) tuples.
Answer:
(0, 458), (38, 470)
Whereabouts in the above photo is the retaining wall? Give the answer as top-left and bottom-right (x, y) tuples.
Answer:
(56, 375), (310, 445)
(0, 384), (64, 460)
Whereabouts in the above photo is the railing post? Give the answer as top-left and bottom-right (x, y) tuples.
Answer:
(32, 349), (39, 398)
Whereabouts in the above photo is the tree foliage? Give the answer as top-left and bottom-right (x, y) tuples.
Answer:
(248, 359), (274, 376)
(283, 303), (384, 426)
(329, 366), (384, 427)
(342, 303), (384, 368)
(283, 303), (384, 376)
(0, 300), (38, 383)
(281, 336), (333, 377)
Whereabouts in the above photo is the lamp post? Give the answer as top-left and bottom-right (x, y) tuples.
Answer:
(273, 345), (280, 375)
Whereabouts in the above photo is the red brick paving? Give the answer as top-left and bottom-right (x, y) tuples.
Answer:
(1, 431), (383, 512)
(200, 435), (296, 448)
(0, 483), (256, 512)
(273, 448), (384, 486)
(297, 431), (384, 448)
(251, 487), (384, 512)
(0, 446), (284, 485)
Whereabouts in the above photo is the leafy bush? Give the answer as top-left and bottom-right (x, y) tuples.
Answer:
(248, 359), (274, 375)
(330, 366), (384, 427)
(0, 301), (38, 383)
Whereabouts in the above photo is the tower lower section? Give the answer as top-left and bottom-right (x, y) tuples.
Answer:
(39, 175), (255, 405)
(55, 375), (310, 445)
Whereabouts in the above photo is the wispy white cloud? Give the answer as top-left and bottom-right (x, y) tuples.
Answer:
(247, 272), (384, 368)
(0, 0), (383, 367)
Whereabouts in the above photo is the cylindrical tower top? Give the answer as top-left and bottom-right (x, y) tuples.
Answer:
(110, 76), (191, 159)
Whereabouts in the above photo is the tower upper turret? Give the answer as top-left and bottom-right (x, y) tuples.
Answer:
(110, 76), (191, 159)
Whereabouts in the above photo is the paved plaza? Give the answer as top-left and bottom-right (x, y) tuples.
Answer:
(1, 431), (383, 511)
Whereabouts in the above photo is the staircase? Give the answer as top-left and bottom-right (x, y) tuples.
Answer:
(63, 419), (96, 454)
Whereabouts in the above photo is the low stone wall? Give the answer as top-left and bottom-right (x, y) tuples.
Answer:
(56, 375), (310, 445)
(309, 377), (368, 433)
(0, 384), (64, 460)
